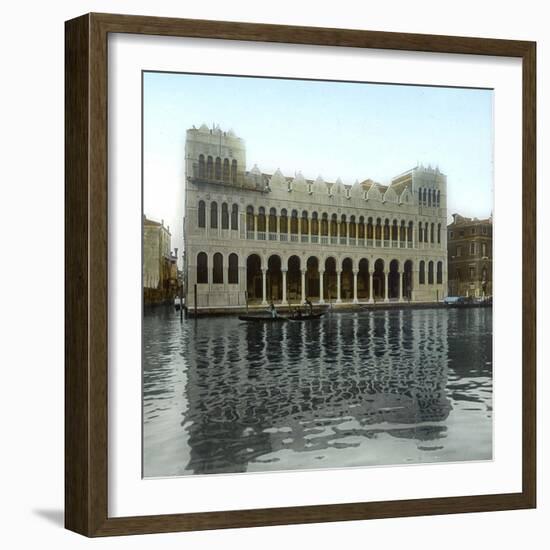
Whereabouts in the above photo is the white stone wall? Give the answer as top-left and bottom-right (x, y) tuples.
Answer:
(183, 130), (448, 308)
(143, 222), (172, 289)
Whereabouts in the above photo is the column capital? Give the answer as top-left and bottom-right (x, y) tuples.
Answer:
(281, 267), (288, 273)
(318, 269), (325, 275)
(301, 268), (307, 274)
(353, 269), (359, 275)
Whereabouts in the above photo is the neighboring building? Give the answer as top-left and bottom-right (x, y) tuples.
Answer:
(447, 213), (492, 297)
(143, 216), (179, 305)
(183, 125), (448, 309)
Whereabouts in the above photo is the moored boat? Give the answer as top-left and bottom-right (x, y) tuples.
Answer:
(288, 312), (325, 321)
(238, 315), (288, 323)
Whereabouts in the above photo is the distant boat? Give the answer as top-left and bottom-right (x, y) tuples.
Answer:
(443, 296), (492, 308)
(238, 315), (288, 323)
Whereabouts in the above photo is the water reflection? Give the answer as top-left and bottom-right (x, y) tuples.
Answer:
(143, 308), (492, 477)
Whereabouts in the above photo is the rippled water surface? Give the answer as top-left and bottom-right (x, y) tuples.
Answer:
(143, 308), (492, 477)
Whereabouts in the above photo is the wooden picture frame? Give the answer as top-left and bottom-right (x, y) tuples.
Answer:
(65, 12), (536, 537)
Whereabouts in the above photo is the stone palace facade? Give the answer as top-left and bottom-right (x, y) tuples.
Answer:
(447, 213), (492, 297)
(183, 125), (448, 309)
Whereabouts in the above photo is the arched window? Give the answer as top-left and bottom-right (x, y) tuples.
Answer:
(246, 205), (254, 231)
(375, 218), (382, 240)
(198, 200), (205, 228)
(437, 190), (441, 207)
(425, 222), (429, 243)
(419, 221), (423, 242)
(349, 215), (356, 238)
(330, 214), (338, 237)
(291, 210), (299, 234)
(280, 209), (288, 233)
(408, 221), (413, 242)
(215, 157), (222, 180)
(312, 212), (319, 234)
(269, 207), (277, 232)
(197, 252), (208, 284)
(231, 204), (238, 230)
(231, 160), (237, 183)
(228, 253), (239, 284)
(210, 202), (218, 229)
(423, 188), (427, 205)
(428, 261), (434, 284)
(258, 207), (266, 232)
(430, 223), (435, 243)
(437, 223), (441, 244)
(383, 219), (390, 240)
(206, 156), (213, 179)
(213, 253), (223, 284)
(321, 213), (328, 236)
(428, 189), (432, 207)
(367, 217), (373, 239)
(418, 188), (422, 204)
(301, 211), (309, 234)
(221, 203), (229, 229)
(392, 219), (398, 241)
(223, 158), (230, 181)
(340, 214), (347, 238)
(437, 261), (443, 284)
(198, 154), (206, 178)
(419, 260), (425, 284)
(358, 216), (365, 239)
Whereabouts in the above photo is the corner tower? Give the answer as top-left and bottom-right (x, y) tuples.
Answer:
(185, 124), (246, 186)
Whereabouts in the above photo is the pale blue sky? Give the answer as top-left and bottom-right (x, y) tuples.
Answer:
(143, 72), (493, 256)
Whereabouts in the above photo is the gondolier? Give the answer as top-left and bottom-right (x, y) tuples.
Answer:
(304, 298), (313, 315)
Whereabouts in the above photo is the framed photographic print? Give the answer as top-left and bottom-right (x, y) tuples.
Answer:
(65, 13), (536, 536)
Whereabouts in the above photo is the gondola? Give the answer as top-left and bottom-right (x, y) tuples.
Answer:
(238, 315), (288, 323)
(287, 312), (325, 321)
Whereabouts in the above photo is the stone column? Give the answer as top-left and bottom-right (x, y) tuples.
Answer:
(254, 214), (258, 240)
(239, 264), (247, 305)
(336, 271), (342, 303)
(319, 269), (325, 304)
(261, 268), (267, 305)
(412, 269), (419, 302)
(281, 268), (288, 305)
(442, 262), (448, 299)
(301, 269), (306, 304)
(399, 271), (404, 302)
(368, 270), (374, 303)
(384, 270), (389, 302)
(353, 269), (359, 304)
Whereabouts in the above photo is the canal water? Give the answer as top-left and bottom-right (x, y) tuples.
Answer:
(143, 307), (493, 478)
